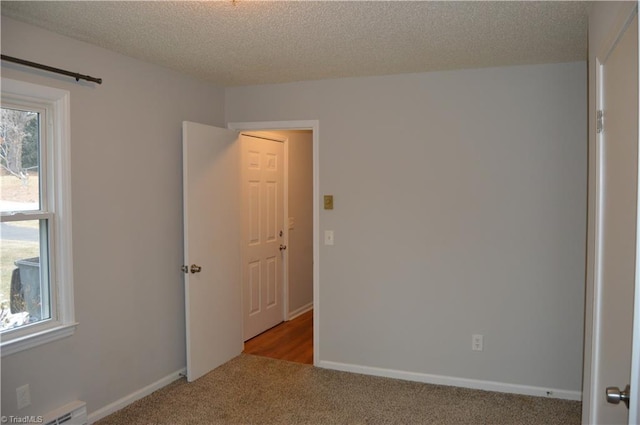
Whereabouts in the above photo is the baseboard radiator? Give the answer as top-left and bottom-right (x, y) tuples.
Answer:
(43, 400), (87, 425)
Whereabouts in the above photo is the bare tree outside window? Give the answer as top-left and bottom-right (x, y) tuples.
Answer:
(0, 108), (38, 184)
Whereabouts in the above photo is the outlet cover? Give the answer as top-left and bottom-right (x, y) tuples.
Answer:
(17, 384), (31, 410)
(472, 334), (483, 352)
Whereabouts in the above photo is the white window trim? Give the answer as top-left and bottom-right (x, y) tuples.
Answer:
(1, 78), (76, 356)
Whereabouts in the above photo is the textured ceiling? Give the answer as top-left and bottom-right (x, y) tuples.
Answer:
(1, 1), (589, 87)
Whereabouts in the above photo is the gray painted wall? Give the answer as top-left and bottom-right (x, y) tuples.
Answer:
(226, 62), (587, 392)
(1, 17), (225, 418)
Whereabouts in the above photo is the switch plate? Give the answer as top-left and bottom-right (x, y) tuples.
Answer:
(17, 384), (30, 410)
(472, 334), (483, 352)
(288, 217), (295, 230)
(324, 230), (334, 245)
(324, 195), (334, 210)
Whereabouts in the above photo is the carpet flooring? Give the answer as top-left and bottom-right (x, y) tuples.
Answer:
(95, 354), (581, 424)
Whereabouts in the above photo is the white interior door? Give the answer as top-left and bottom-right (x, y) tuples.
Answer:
(592, 12), (639, 424)
(241, 133), (285, 341)
(183, 121), (243, 382)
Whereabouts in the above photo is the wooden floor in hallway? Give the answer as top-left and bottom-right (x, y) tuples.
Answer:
(243, 309), (313, 364)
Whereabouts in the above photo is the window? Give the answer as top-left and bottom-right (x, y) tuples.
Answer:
(0, 79), (75, 356)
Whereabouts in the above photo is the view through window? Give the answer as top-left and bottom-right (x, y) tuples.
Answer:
(0, 106), (51, 331)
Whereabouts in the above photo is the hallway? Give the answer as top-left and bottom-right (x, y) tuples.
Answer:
(243, 310), (313, 364)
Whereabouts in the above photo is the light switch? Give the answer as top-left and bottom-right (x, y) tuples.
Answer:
(288, 217), (295, 230)
(324, 230), (334, 245)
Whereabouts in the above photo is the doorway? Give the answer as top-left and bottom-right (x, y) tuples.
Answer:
(230, 121), (319, 365)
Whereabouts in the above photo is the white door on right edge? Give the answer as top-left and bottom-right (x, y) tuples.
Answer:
(241, 133), (285, 341)
(593, 12), (639, 425)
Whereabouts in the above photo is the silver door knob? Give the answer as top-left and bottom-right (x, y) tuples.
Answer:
(279, 244), (287, 251)
(190, 264), (202, 274)
(606, 384), (630, 408)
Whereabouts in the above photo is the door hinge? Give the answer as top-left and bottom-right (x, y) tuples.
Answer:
(597, 110), (604, 134)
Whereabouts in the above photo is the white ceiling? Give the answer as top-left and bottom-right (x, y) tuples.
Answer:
(1, 1), (589, 87)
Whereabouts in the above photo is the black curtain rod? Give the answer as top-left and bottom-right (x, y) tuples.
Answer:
(1, 54), (102, 84)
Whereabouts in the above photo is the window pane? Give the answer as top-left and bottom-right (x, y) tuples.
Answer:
(0, 108), (40, 212)
(0, 219), (49, 331)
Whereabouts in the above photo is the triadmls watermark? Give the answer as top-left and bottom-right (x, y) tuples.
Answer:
(1, 416), (44, 424)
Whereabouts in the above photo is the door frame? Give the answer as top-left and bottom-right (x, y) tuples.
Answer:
(633, 4), (640, 417)
(584, 4), (640, 423)
(229, 120), (320, 366)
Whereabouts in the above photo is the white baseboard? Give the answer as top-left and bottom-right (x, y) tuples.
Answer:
(318, 360), (581, 401)
(287, 302), (313, 320)
(87, 368), (186, 424)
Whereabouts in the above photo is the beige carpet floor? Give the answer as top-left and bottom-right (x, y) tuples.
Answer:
(96, 354), (581, 425)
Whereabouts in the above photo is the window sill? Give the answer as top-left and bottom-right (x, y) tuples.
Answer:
(1, 322), (78, 357)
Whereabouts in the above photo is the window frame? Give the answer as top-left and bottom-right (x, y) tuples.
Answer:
(1, 78), (76, 356)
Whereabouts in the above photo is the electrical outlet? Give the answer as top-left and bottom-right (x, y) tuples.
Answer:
(472, 334), (483, 352)
(16, 384), (31, 410)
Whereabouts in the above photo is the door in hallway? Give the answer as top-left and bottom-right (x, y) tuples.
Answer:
(241, 134), (285, 341)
